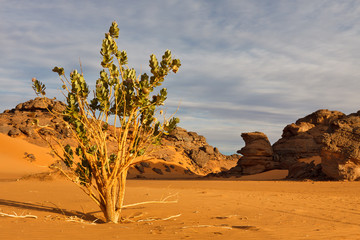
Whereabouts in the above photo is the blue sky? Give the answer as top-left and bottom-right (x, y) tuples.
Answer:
(1, 0), (360, 154)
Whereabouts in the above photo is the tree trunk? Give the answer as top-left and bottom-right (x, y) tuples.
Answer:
(116, 171), (127, 210)
(103, 190), (120, 223)
(102, 170), (128, 223)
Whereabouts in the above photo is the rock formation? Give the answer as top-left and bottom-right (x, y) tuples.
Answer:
(272, 109), (345, 179)
(236, 132), (278, 175)
(165, 127), (238, 170)
(321, 111), (360, 181)
(210, 131), (280, 178)
(0, 97), (68, 144)
(221, 109), (357, 180)
(273, 109), (345, 169)
(0, 98), (238, 178)
(271, 109), (360, 181)
(206, 109), (360, 181)
(7, 98), (360, 181)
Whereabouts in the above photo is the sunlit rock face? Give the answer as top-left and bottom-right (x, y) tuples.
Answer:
(213, 109), (360, 181)
(236, 132), (278, 175)
(273, 109), (345, 169)
(321, 111), (360, 181)
(271, 109), (345, 180)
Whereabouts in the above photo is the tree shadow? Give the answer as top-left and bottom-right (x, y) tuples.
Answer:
(0, 198), (104, 223)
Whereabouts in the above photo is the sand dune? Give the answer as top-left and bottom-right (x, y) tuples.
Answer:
(0, 134), (55, 181)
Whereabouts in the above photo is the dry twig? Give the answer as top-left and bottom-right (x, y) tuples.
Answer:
(136, 213), (182, 222)
(0, 211), (38, 219)
(123, 193), (178, 209)
(65, 216), (99, 225)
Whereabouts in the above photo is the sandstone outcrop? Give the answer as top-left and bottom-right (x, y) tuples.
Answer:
(210, 131), (280, 178)
(271, 109), (345, 179)
(165, 127), (238, 169)
(236, 132), (278, 175)
(10, 99), (360, 181)
(212, 109), (360, 181)
(321, 111), (360, 181)
(0, 97), (69, 145)
(0, 98), (238, 177)
(273, 109), (345, 169)
(12, 97), (66, 113)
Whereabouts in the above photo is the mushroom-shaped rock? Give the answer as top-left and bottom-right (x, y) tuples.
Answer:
(237, 132), (278, 175)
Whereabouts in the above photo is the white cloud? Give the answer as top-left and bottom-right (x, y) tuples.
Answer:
(1, 0), (360, 154)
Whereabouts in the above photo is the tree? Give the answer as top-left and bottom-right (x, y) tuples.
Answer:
(32, 21), (181, 223)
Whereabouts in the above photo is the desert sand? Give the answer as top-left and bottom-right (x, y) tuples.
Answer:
(1, 133), (360, 240)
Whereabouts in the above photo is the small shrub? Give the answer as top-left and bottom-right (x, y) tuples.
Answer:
(32, 21), (181, 223)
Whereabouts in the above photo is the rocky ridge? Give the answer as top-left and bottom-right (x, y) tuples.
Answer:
(4, 98), (360, 181)
(0, 98), (238, 178)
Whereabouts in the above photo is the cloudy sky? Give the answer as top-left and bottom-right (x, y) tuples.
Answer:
(1, 0), (360, 154)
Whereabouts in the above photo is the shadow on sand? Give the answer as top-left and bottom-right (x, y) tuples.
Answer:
(0, 198), (103, 223)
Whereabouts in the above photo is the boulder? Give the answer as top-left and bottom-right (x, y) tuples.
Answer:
(236, 132), (278, 175)
(140, 162), (151, 168)
(14, 97), (66, 112)
(19, 126), (36, 137)
(8, 128), (21, 137)
(238, 132), (273, 156)
(152, 168), (164, 175)
(188, 149), (209, 167)
(134, 164), (145, 174)
(286, 160), (327, 180)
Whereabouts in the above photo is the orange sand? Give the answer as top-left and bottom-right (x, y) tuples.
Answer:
(0, 134), (56, 180)
(1, 133), (359, 239)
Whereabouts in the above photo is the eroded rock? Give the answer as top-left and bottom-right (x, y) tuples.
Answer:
(273, 109), (345, 170)
(1, 98), (238, 177)
(236, 132), (278, 175)
(164, 127), (239, 171)
(321, 112), (360, 181)
(14, 97), (66, 112)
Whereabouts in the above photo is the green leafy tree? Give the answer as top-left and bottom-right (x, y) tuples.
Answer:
(32, 21), (181, 223)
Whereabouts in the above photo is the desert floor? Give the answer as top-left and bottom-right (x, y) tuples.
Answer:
(1, 134), (360, 240)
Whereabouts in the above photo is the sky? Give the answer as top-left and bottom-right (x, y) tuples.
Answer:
(1, 0), (360, 154)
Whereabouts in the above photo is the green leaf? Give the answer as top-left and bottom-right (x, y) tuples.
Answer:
(52, 66), (65, 76)
(109, 21), (119, 39)
(32, 78), (46, 96)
